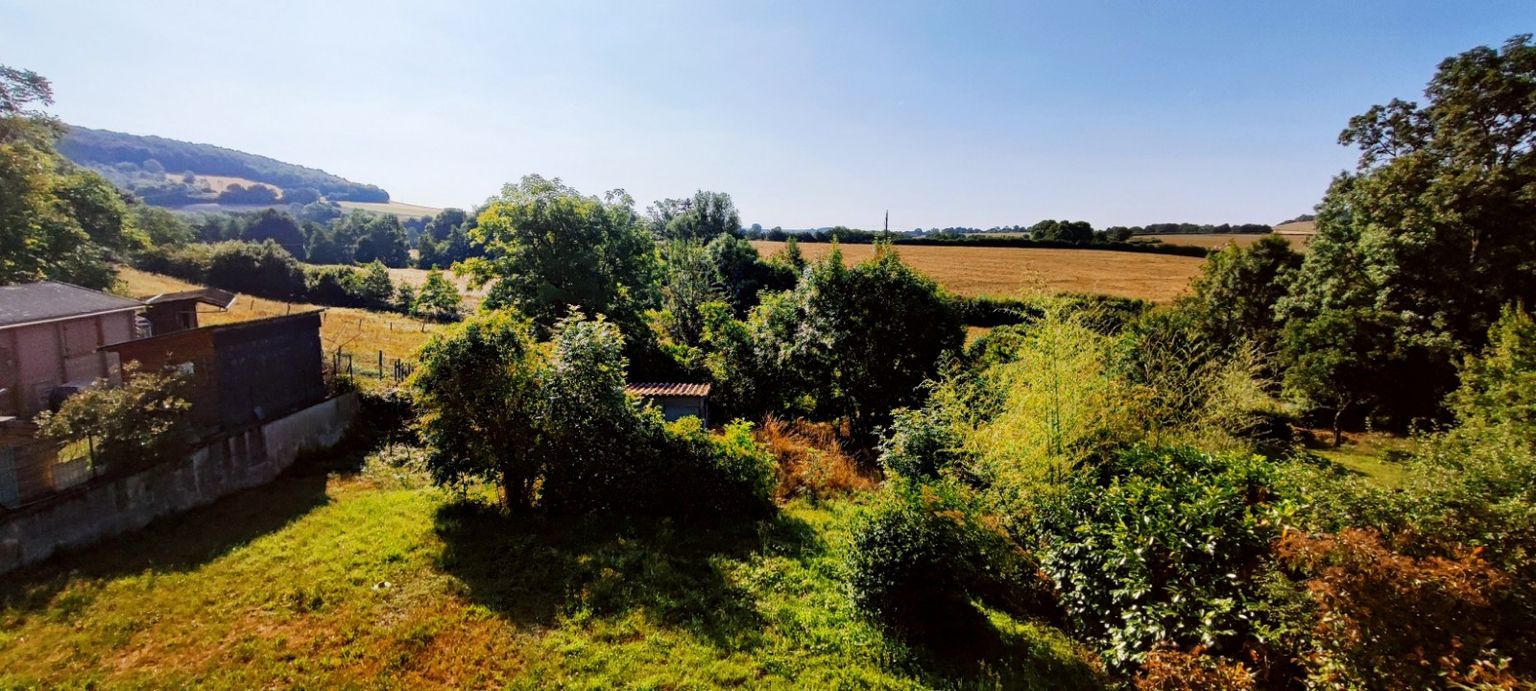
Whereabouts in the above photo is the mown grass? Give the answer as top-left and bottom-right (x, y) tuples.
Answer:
(0, 456), (1101, 689)
(1307, 431), (1420, 488)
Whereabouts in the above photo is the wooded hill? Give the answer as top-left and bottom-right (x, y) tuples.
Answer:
(57, 126), (389, 206)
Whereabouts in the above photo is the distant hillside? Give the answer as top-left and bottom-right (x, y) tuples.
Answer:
(57, 126), (389, 207)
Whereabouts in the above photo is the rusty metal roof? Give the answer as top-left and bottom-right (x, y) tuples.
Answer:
(625, 382), (712, 397)
(142, 288), (237, 309)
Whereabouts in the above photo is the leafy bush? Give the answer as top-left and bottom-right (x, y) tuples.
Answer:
(36, 366), (193, 473)
(649, 417), (777, 519)
(846, 480), (1049, 643)
(703, 242), (963, 445)
(412, 309), (773, 519)
(878, 406), (966, 480)
(203, 240), (306, 299)
(1278, 528), (1527, 689)
(756, 416), (874, 502)
(1025, 446), (1281, 674)
(1134, 647), (1256, 691)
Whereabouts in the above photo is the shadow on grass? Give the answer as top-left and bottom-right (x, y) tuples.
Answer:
(432, 501), (820, 652)
(0, 470), (330, 615)
(0, 395), (405, 615)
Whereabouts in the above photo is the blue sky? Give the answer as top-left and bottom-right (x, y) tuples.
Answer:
(3, 1), (1532, 228)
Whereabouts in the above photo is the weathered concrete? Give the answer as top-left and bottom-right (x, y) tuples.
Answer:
(0, 393), (358, 573)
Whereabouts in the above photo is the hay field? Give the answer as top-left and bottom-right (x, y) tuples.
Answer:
(117, 267), (445, 362)
(384, 266), (488, 311)
(751, 241), (1206, 302)
(338, 200), (442, 219)
(161, 173), (278, 195)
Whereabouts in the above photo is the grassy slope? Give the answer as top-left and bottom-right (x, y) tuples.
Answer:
(751, 241), (1205, 303)
(0, 464), (1101, 689)
(1308, 432), (1420, 488)
(117, 267), (444, 362)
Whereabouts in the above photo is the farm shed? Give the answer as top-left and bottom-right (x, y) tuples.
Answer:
(101, 311), (326, 437)
(140, 287), (236, 335)
(0, 282), (145, 508)
(625, 382), (711, 425)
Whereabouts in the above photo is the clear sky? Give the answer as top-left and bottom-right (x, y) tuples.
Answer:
(3, 1), (1532, 229)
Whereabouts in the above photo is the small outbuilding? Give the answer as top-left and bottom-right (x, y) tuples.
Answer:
(140, 288), (236, 335)
(625, 382), (711, 425)
(101, 311), (326, 437)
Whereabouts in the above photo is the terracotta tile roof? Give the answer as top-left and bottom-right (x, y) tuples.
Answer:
(625, 382), (712, 397)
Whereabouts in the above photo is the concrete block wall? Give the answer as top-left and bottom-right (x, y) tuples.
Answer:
(0, 393), (358, 573)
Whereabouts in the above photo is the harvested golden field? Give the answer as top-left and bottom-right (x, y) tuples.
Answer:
(160, 173), (278, 195)
(117, 267), (445, 363)
(751, 241), (1206, 302)
(338, 200), (443, 219)
(1141, 233), (1308, 250)
(383, 266), (488, 311)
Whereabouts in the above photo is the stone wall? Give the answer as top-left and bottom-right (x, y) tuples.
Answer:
(0, 393), (358, 573)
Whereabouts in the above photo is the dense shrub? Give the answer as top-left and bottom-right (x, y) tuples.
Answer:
(846, 480), (1050, 643)
(1134, 648), (1256, 691)
(1279, 529), (1526, 689)
(203, 240), (306, 299)
(36, 365), (193, 473)
(650, 417), (777, 519)
(1025, 446), (1281, 674)
(878, 406), (966, 480)
(703, 241), (963, 443)
(756, 416), (874, 502)
(412, 309), (774, 519)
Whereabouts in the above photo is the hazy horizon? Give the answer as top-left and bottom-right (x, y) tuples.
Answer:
(5, 0), (1532, 228)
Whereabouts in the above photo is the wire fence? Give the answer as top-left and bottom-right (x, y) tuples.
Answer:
(329, 349), (416, 384)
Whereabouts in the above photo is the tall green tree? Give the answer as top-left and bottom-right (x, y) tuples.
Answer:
(0, 65), (127, 288)
(1186, 235), (1303, 358)
(241, 208), (306, 257)
(353, 214), (410, 267)
(410, 310), (546, 510)
(648, 190), (741, 242)
(706, 242), (963, 440)
(1279, 35), (1536, 426)
(465, 174), (659, 335)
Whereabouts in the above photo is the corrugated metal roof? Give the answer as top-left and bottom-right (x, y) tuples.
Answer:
(0, 281), (143, 328)
(142, 288), (237, 309)
(625, 382), (712, 397)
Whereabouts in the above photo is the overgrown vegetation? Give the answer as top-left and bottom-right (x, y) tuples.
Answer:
(5, 34), (1536, 691)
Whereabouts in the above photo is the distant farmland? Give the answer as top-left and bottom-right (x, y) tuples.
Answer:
(338, 200), (442, 219)
(1141, 233), (1309, 250)
(751, 241), (1207, 302)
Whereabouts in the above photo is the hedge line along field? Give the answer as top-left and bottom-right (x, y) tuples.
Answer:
(1140, 233), (1309, 250)
(752, 241), (1208, 302)
(117, 267), (444, 361)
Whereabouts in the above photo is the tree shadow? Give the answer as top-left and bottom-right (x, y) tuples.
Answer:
(432, 500), (821, 652)
(0, 397), (403, 616)
(0, 469), (330, 615)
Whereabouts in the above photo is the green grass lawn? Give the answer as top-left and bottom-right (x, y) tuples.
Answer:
(0, 460), (1101, 689)
(1307, 431), (1420, 488)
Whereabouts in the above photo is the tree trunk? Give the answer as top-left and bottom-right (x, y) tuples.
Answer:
(1331, 404), (1347, 448)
